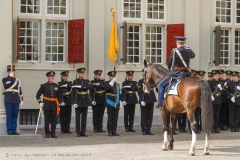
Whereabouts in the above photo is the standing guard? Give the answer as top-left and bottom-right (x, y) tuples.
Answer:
(207, 72), (213, 82)
(36, 71), (63, 138)
(138, 69), (157, 135)
(71, 68), (92, 137)
(225, 71), (240, 132)
(58, 71), (72, 134)
(208, 70), (222, 133)
(2, 65), (23, 135)
(121, 71), (139, 132)
(104, 71), (120, 136)
(90, 70), (106, 133)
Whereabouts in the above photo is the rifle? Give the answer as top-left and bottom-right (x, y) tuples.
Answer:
(93, 75), (96, 102)
(233, 86), (240, 98)
(212, 85), (221, 97)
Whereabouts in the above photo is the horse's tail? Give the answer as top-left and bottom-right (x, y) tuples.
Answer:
(199, 80), (214, 134)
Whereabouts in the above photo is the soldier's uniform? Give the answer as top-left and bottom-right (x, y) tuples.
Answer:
(90, 70), (106, 133)
(121, 71), (138, 132)
(104, 71), (120, 136)
(58, 71), (72, 134)
(36, 71), (63, 138)
(2, 65), (23, 135)
(138, 71), (157, 135)
(71, 68), (92, 137)
(207, 72), (213, 82)
(208, 70), (222, 133)
(225, 71), (240, 132)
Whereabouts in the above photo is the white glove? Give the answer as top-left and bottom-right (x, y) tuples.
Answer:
(224, 82), (227, 86)
(9, 72), (14, 77)
(231, 96), (235, 103)
(237, 86), (240, 91)
(124, 85), (131, 88)
(109, 77), (116, 86)
(60, 102), (65, 106)
(217, 84), (222, 90)
(20, 101), (23, 106)
(211, 95), (215, 101)
(60, 84), (67, 88)
(91, 101), (96, 105)
(141, 101), (146, 106)
(40, 103), (44, 107)
(122, 101), (127, 105)
(73, 104), (78, 108)
(73, 85), (82, 88)
(92, 83), (100, 86)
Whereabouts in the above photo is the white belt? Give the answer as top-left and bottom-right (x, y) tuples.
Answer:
(5, 89), (19, 92)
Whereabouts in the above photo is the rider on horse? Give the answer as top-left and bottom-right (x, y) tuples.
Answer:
(156, 36), (195, 109)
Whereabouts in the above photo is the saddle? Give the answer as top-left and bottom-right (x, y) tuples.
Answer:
(164, 79), (179, 98)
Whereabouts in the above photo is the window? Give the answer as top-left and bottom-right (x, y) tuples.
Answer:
(19, 109), (39, 125)
(219, 29), (230, 66)
(46, 0), (67, 15)
(20, 0), (40, 14)
(45, 22), (65, 62)
(145, 26), (163, 63)
(236, 0), (240, 23)
(126, 25), (140, 64)
(147, 0), (165, 20)
(123, 0), (141, 18)
(215, 0), (231, 23)
(19, 20), (40, 61)
(235, 30), (240, 65)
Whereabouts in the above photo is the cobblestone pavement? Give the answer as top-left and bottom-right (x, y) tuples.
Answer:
(0, 126), (240, 160)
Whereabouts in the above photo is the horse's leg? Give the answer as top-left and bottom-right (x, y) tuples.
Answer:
(203, 133), (210, 155)
(187, 110), (197, 156)
(160, 108), (168, 151)
(168, 114), (175, 150)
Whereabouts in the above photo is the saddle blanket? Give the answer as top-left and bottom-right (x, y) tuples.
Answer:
(167, 81), (180, 96)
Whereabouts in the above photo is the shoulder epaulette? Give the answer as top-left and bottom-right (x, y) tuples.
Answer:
(41, 82), (47, 84)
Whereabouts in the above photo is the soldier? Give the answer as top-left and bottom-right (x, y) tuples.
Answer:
(208, 70), (222, 133)
(71, 68), (92, 137)
(157, 36), (195, 109)
(225, 71), (240, 132)
(207, 72), (213, 82)
(36, 71), (64, 138)
(2, 65), (23, 135)
(121, 71), (138, 132)
(104, 71), (120, 136)
(224, 70), (232, 129)
(90, 70), (106, 133)
(138, 69), (157, 135)
(58, 71), (72, 134)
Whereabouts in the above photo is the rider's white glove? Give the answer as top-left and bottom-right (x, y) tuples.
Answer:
(211, 95), (215, 101)
(91, 101), (96, 105)
(231, 96), (235, 103)
(217, 84), (222, 90)
(141, 101), (146, 106)
(122, 101), (127, 105)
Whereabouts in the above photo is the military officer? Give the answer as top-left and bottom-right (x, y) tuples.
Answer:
(207, 72), (213, 82)
(71, 68), (92, 137)
(58, 71), (72, 134)
(208, 70), (222, 133)
(104, 71), (120, 136)
(138, 69), (157, 135)
(36, 71), (63, 138)
(90, 70), (106, 133)
(121, 71), (139, 132)
(157, 36), (195, 109)
(2, 65), (23, 135)
(225, 71), (240, 132)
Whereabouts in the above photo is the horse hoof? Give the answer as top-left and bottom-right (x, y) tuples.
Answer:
(161, 147), (168, 151)
(168, 147), (174, 150)
(203, 152), (209, 155)
(188, 152), (195, 156)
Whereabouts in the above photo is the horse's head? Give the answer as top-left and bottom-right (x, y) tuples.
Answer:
(143, 59), (168, 87)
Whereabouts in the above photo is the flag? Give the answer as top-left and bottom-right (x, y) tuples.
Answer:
(108, 17), (119, 63)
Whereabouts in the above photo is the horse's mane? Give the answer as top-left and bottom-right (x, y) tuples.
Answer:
(148, 63), (169, 74)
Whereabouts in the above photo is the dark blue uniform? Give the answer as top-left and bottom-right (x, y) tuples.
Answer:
(58, 80), (72, 133)
(138, 79), (156, 135)
(2, 76), (23, 135)
(90, 79), (106, 132)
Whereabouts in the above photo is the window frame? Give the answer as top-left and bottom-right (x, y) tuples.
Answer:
(234, 29), (240, 66)
(45, 0), (69, 17)
(145, 0), (166, 22)
(122, 0), (143, 21)
(235, 0), (240, 25)
(219, 29), (231, 66)
(214, 0), (233, 25)
(18, 0), (42, 16)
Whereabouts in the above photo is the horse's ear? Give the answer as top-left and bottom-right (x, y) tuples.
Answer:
(144, 59), (147, 67)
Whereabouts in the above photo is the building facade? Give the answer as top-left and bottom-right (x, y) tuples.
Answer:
(0, 0), (239, 133)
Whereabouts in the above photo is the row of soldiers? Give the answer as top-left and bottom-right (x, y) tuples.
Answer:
(36, 68), (157, 138)
(177, 69), (240, 134)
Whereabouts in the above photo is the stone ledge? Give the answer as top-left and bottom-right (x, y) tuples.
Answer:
(0, 130), (42, 141)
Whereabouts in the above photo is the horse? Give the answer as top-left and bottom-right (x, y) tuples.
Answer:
(143, 60), (213, 156)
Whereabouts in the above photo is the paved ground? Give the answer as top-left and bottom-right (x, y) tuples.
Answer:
(0, 126), (240, 160)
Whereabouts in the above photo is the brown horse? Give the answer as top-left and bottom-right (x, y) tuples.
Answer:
(143, 61), (213, 156)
